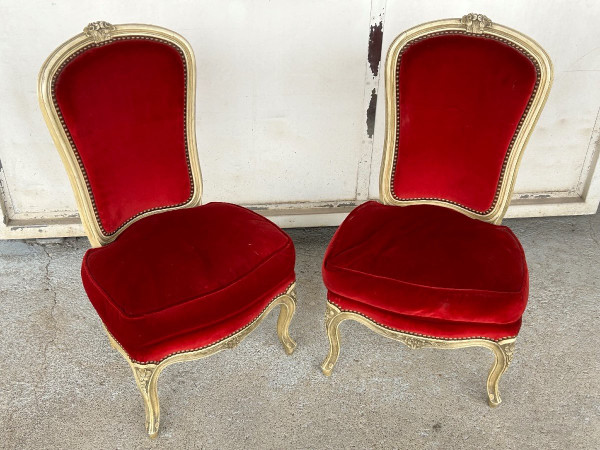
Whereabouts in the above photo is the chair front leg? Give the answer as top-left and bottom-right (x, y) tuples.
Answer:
(131, 363), (161, 438)
(106, 329), (163, 437)
(276, 285), (298, 355)
(321, 303), (343, 376)
(486, 339), (516, 407)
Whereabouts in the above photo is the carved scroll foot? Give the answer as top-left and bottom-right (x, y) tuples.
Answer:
(277, 286), (297, 355)
(486, 340), (515, 407)
(131, 363), (161, 438)
(321, 303), (342, 376)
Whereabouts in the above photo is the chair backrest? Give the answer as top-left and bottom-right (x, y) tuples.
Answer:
(39, 22), (202, 246)
(379, 14), (552, 224)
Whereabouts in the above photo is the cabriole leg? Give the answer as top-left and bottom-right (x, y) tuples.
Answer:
(486, 340), (515, 407)
(277, 287), (297, 355)
(131, 363), (161, 438)
(321, 303), (343, 376)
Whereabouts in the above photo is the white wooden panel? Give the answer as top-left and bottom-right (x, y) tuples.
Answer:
(193, 1), (370, 204)
(0, 0), (599, 240)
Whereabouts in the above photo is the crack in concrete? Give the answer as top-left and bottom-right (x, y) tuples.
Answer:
(588, 215), (600, 248)
(36, 243), (59, 403)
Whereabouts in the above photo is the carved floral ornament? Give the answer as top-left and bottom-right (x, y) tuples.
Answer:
(502, 341), (516, 364)
(135, 367), (153, 386)
(461, 13), (492, 34)
(83, 21), (115, 43)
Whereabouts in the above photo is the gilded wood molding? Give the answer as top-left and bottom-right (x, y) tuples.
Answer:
(379, 14), (553, 224)
(321, 302), (516, 407)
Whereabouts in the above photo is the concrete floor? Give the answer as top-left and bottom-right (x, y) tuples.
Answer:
(0, 211), (599, 449)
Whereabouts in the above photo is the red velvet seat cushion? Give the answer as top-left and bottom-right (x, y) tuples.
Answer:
(327, 292), (522, 341)
(81, 202), (295, 363)
(323, 201), (528, 335)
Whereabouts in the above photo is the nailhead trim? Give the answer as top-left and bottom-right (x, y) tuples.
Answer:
(329, 301), (516, 343)
(110, 282), (295, 365)
(390, 31), (541, 215)
(51, 36), (195, 237)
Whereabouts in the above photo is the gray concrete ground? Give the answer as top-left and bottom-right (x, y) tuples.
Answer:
(0, 211), (599, 449)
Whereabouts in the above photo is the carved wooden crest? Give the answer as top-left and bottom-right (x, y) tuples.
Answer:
(461, 13), (492, 34)
(83, 21), (115, 43)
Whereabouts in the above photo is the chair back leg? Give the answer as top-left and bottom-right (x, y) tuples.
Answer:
(321, 302), (343, 376)
(276, 285), (298, 355)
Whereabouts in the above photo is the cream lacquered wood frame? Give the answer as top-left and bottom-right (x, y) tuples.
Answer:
(322, 14), (553, 407)
(38, 22), (203, 248)
(380, 14), (553, 225)
(38, 22), (297, 438)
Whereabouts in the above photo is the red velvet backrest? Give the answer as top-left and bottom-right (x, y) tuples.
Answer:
(52, 37), (194, 237)
(390, 33), (539, 215)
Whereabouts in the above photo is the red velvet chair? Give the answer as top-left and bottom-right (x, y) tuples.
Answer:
(38, 22), (297, 437)
(321, 14), (552, 406)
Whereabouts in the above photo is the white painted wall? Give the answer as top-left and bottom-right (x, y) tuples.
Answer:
(1, 0), (599, 239)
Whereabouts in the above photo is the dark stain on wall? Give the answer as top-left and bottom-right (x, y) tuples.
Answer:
(368, 21), (383, 77)
(366, 88), (377, 138)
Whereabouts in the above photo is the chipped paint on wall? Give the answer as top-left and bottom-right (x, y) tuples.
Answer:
(354, 1), (387, 202)
(368, 21), (383, 77)
(366, 88), (377, 139)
